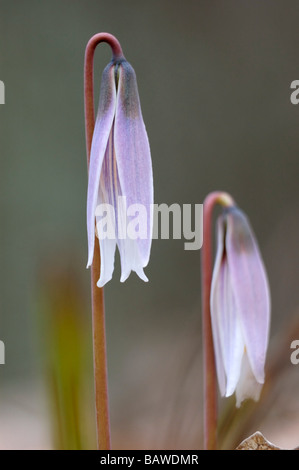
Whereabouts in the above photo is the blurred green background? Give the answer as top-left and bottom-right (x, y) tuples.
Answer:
(1, 0), (299, 449)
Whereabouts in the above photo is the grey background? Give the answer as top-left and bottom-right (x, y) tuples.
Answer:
(1, 0), (299, 448)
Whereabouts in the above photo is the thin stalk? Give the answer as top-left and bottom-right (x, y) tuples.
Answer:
(201, 191), (234, 450)
(84, 32), (123, 450)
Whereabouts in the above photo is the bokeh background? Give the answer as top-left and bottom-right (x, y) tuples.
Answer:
(1, 0), (299, 449)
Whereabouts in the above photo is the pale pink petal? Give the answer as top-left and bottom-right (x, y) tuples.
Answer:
(210, 217), (227, 396)
(118, 236), (149, 283)
(86, 64), (116, 268)
(114, 61), (153, 268)
(211, 217), (244, 397)
(114, 190), (149, 283)
(235, 353), (263, 407)
(225, 208), (271, 384)
(97, 237), (117, 288)
(95, 129), (119, 286)
(219, 260), (245, 397)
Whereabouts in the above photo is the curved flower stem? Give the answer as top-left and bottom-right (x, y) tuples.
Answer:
(84, 33), (124, 158)
(84, 32), (123, 450)
(201, 191), (234, 450)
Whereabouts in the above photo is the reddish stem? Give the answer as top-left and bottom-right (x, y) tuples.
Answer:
(84, 32), (123, 451)
(201, 191), (234, 450)
(84, 33), (123, 160)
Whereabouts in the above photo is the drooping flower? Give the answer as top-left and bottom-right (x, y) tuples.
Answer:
(210, 206), (271, 407)
(86, 51), (153, 287)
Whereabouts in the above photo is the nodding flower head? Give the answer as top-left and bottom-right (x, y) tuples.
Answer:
(210, 206), (271, 407)
(86, 41), (153, 287)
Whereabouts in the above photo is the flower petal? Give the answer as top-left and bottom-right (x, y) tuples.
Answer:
(87, 63), (116, 268)
(211, 217), (244, 397)
(118, 236), (149, 283)
(220, 260), (245, 397)
(114, 60), (153, 269)
(95, 127), (120, 286)
(225, 208), (271, 384)
(97, 237), (117, 288)
(210, 217), (227, 396)
(113, 192), (149, 283)
(235, 352), (263, 407)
